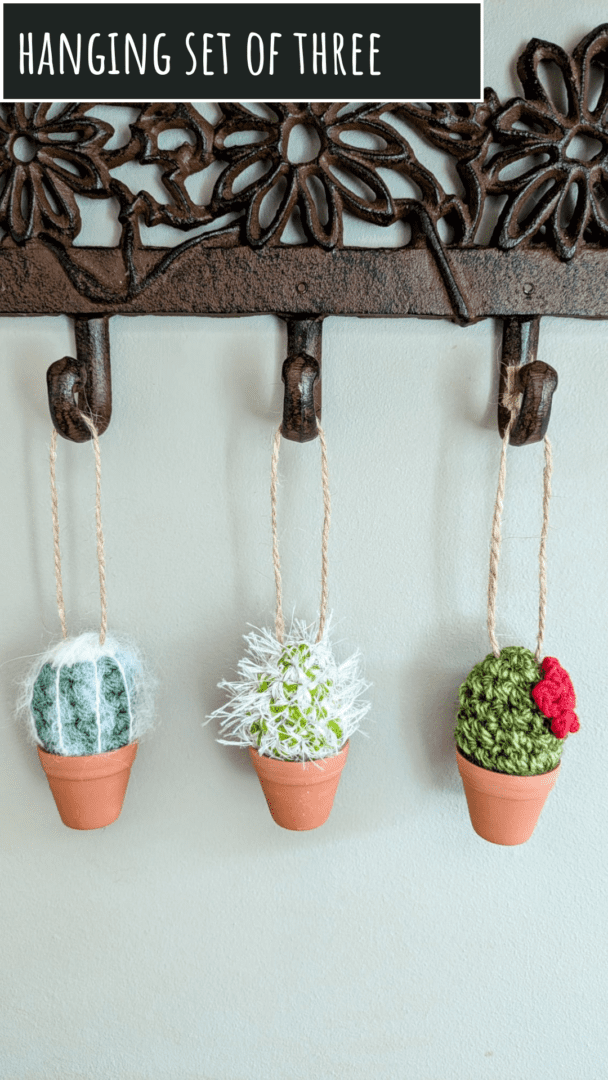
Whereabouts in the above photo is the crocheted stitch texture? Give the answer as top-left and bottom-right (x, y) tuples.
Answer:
(455, 646), (564, 776)
(532, 657), (579, 738)
(24, 633), (152, 756)
(209, 620), (370, 761)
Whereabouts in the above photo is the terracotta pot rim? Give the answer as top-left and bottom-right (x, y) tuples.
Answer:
(248, 742), (349, 785)
(456, 748), (560, 799)
(37, 741), (138, 780)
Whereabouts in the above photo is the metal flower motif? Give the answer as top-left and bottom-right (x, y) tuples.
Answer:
(212, 102), (426, 248)
(393, 94), (500, 242)
(487, 24), (608, 259)
(108, 102), (216, 231)
(397, 97), (497, 160)
(0, 103), (114, 242)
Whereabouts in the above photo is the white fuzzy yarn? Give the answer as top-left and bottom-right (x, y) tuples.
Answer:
(207, 618), (370, 762)
(17, 631), (155, 749)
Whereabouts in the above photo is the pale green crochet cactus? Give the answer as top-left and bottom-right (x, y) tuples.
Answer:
(24, 632), (152, 757)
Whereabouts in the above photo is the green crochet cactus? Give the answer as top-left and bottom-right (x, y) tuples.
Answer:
(455, 646), (564, 776)
(29, 634), (141, 757)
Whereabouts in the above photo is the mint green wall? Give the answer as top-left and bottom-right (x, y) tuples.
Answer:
(1, 5), (607, 1077)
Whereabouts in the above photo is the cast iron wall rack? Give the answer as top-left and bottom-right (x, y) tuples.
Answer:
(2, 25), (608, 444)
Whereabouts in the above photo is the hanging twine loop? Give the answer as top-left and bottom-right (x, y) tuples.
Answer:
(487, 367), (553, 662)
(49, 429), (68, 641)
(271, 425), (331, 645)
(49, 416), (108, 646)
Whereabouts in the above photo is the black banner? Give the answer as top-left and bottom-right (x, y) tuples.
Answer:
(3, 2), (482, 100)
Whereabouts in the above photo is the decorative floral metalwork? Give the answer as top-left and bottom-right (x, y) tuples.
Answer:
(212, 101), (440, 248)
(108, 102), (216, 231)
(3, 25), (608, 306)
(487, 24), (608, 260)
(0, 102), (114, 242)
(399, 24), (608, 260)
(394, 93), (500, 244)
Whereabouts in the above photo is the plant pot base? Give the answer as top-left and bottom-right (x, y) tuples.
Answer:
(456, 749), (560, 845)
(249, 744), (349, 830)
(37, 742), (138, 830)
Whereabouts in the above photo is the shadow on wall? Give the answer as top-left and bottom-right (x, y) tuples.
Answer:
(401, 619), (484, 792)
(13, 326), (79, 634)
(222, 319), (283, 626)
(405, 325), (498, 791)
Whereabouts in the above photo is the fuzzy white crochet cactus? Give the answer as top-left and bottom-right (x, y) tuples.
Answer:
(209, 620), (370, 761)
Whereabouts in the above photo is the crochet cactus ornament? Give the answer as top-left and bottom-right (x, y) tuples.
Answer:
(208, 426), (369, 763)
(210, 620), (369, 761)
(21, 632), (154, 757)
(20, 422), (154, 758)
(457, 398), (580, 780)
(455, 646), (578, 776)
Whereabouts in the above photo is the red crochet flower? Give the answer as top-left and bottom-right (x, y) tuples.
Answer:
(532, 657), (579, 739)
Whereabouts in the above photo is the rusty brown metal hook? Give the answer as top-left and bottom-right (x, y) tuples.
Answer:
(47, 316), (112, 442)
(497, 316), (558, 446)
(281, 317), (323, 443)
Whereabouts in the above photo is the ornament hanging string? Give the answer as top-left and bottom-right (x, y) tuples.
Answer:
(271, 425), (331, 645)
(50, 415), (107, 646)
(487, 368), (553, 662)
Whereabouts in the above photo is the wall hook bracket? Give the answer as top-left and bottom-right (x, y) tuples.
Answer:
(4, 26), (608, 443)
(498, 316), (558, 446)
(280, 317), (323, 443)
(47, 316), (112, 443)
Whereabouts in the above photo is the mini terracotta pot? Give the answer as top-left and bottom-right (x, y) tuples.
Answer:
(37, 742), (138, 830)
(248, 742), (349, 831)
(456, 749), (560, 846)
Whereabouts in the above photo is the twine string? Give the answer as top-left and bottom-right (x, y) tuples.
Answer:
(317, 426), (331, 641)
(271, 425), (331, 645)
(50, 429), (68, 641)
(536, 434), (553, 663)
(270, 428), (284, 645)
(49, 416), (107, 646)
(487, 367), (553, 661)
